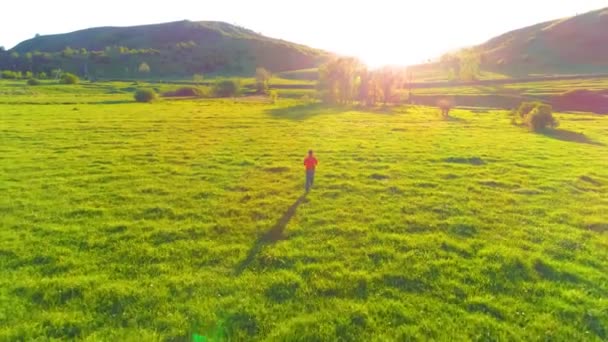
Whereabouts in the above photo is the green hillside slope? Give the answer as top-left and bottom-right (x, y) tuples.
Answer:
(478, 7), (608, 75)
(1, 21), (330, 78)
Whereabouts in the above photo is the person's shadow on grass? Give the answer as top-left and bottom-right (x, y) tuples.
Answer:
(235, 193), (308, 275)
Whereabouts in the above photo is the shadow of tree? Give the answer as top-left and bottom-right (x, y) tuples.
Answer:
(266, 103), (344, 120)
(443, 115), (467, 123)
(97, 100), (134, 105)
(235, 193), (307, 275)
(541, 129), (604, 146)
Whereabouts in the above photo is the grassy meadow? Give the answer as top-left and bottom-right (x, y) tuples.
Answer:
(410, 78), (608, 97)
(1, 80), (607, 340)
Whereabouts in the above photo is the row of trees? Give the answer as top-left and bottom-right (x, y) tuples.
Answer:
(1, 69), (75, 80)
(0, 45), (237, 78)
(440, 49), (481, 82)
(316, 49), (483, 105)
(318, 57), (406, 105)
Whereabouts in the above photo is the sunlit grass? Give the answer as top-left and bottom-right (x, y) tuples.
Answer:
(0, 84), (607, 340)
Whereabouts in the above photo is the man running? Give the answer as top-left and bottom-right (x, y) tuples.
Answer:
(303, 150), (318, 192)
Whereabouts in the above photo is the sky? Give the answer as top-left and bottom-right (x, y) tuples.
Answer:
(2, 0), (607, 67)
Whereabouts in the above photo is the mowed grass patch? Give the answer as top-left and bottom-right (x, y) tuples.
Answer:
(1, 97), (608, 340)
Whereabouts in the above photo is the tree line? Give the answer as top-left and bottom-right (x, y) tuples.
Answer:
(318, 57), (407, 106)
(317, 50), (481, 105)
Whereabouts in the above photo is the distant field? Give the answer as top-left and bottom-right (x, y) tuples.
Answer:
(409, 64), (509, 82)
(277, 68), (319, 81)
(407, 77), (608, 113)
(1, 81), (607, 340)
(411, 78), (608, 97)
(0, 78), (314, 104)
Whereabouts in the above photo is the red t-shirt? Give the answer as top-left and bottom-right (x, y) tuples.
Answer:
(304, 156), (318, 170)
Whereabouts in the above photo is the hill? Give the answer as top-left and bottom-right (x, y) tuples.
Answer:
(478, 7), (608, 76)
(1, 21), (330, 78)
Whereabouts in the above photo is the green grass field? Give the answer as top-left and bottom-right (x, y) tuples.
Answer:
(410, 78), (608, 97)
(1, 81), (607, 340)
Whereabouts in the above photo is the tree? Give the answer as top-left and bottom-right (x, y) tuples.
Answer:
(255, 67), (271, 94)
(459, 49), (480, 82)
(526, 104), (558, 131)
(134, 89), (157, 102)
(358, 69), (381, 106)
(318, 57), (363, 104)
(24, 52), (33, 71)
(268, 90), (278, 104)
(437, 98), (453, 118)
(138, 62), (151, 74)
(377, 67), (403, 105)
(514, 102), (558, 131)
(213, 79), (241, 98)
(60, 72), (79, 84)
(61, 46), (75, 58)
(1, 70), (18, 79)
(51, 69), (63, 80)
(440, 50), (480, 82)
(440, 53), (460, 81)
(0, 46), (5, 52)
(405, 69), (414, 103)
(193, 73), (204, 85)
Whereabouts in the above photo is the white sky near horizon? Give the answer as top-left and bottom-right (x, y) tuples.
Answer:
(2, 0), (607, 67)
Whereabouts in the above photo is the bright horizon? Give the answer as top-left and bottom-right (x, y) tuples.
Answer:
(2, 0), (607, 67)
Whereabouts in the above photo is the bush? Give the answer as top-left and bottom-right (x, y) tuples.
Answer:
(134, 89), (157, 103)
(163, 86), (208, 98)
(1, 70), (18, 79)
(213, 79), (241, 98)
(60, 73), (79, 84)
(515, 101), (541, 118)
(256, 67), (271, 94)
(437, 98), (453, 117)
(514, 101), (558, 131)
(38, 72), (48, 79)
(526, 104), (558, 131)
(27, 78), (41, 85)
(301, 94), (312, 103)
(269, 90), (278, 104)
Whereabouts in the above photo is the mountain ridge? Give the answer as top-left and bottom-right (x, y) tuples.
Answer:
(1, 20), (331, 77)
(477, 7), (608, 75)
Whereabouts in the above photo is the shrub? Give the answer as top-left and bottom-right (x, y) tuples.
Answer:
(193, 73), (204, 84)
(516, 101), (541, 118)
(27, 78), (41, 85)
(437, 98), (453, 117)
(60, 73), (79, 84)
(163, 86), (208, 98)
(269, 90), (278, 104)
(255, 67), (271, 94)
(134, 89), (157, 103)
(1, 70), (18, 79)
(138, 62), (151, 74)
(213, 79), (241, 98)
(38, 72), (48, 79)
(525, 104), (558, 131)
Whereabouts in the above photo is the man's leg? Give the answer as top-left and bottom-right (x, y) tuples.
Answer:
(310, 170), (315, 188)
(305, 171), (311, 192)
